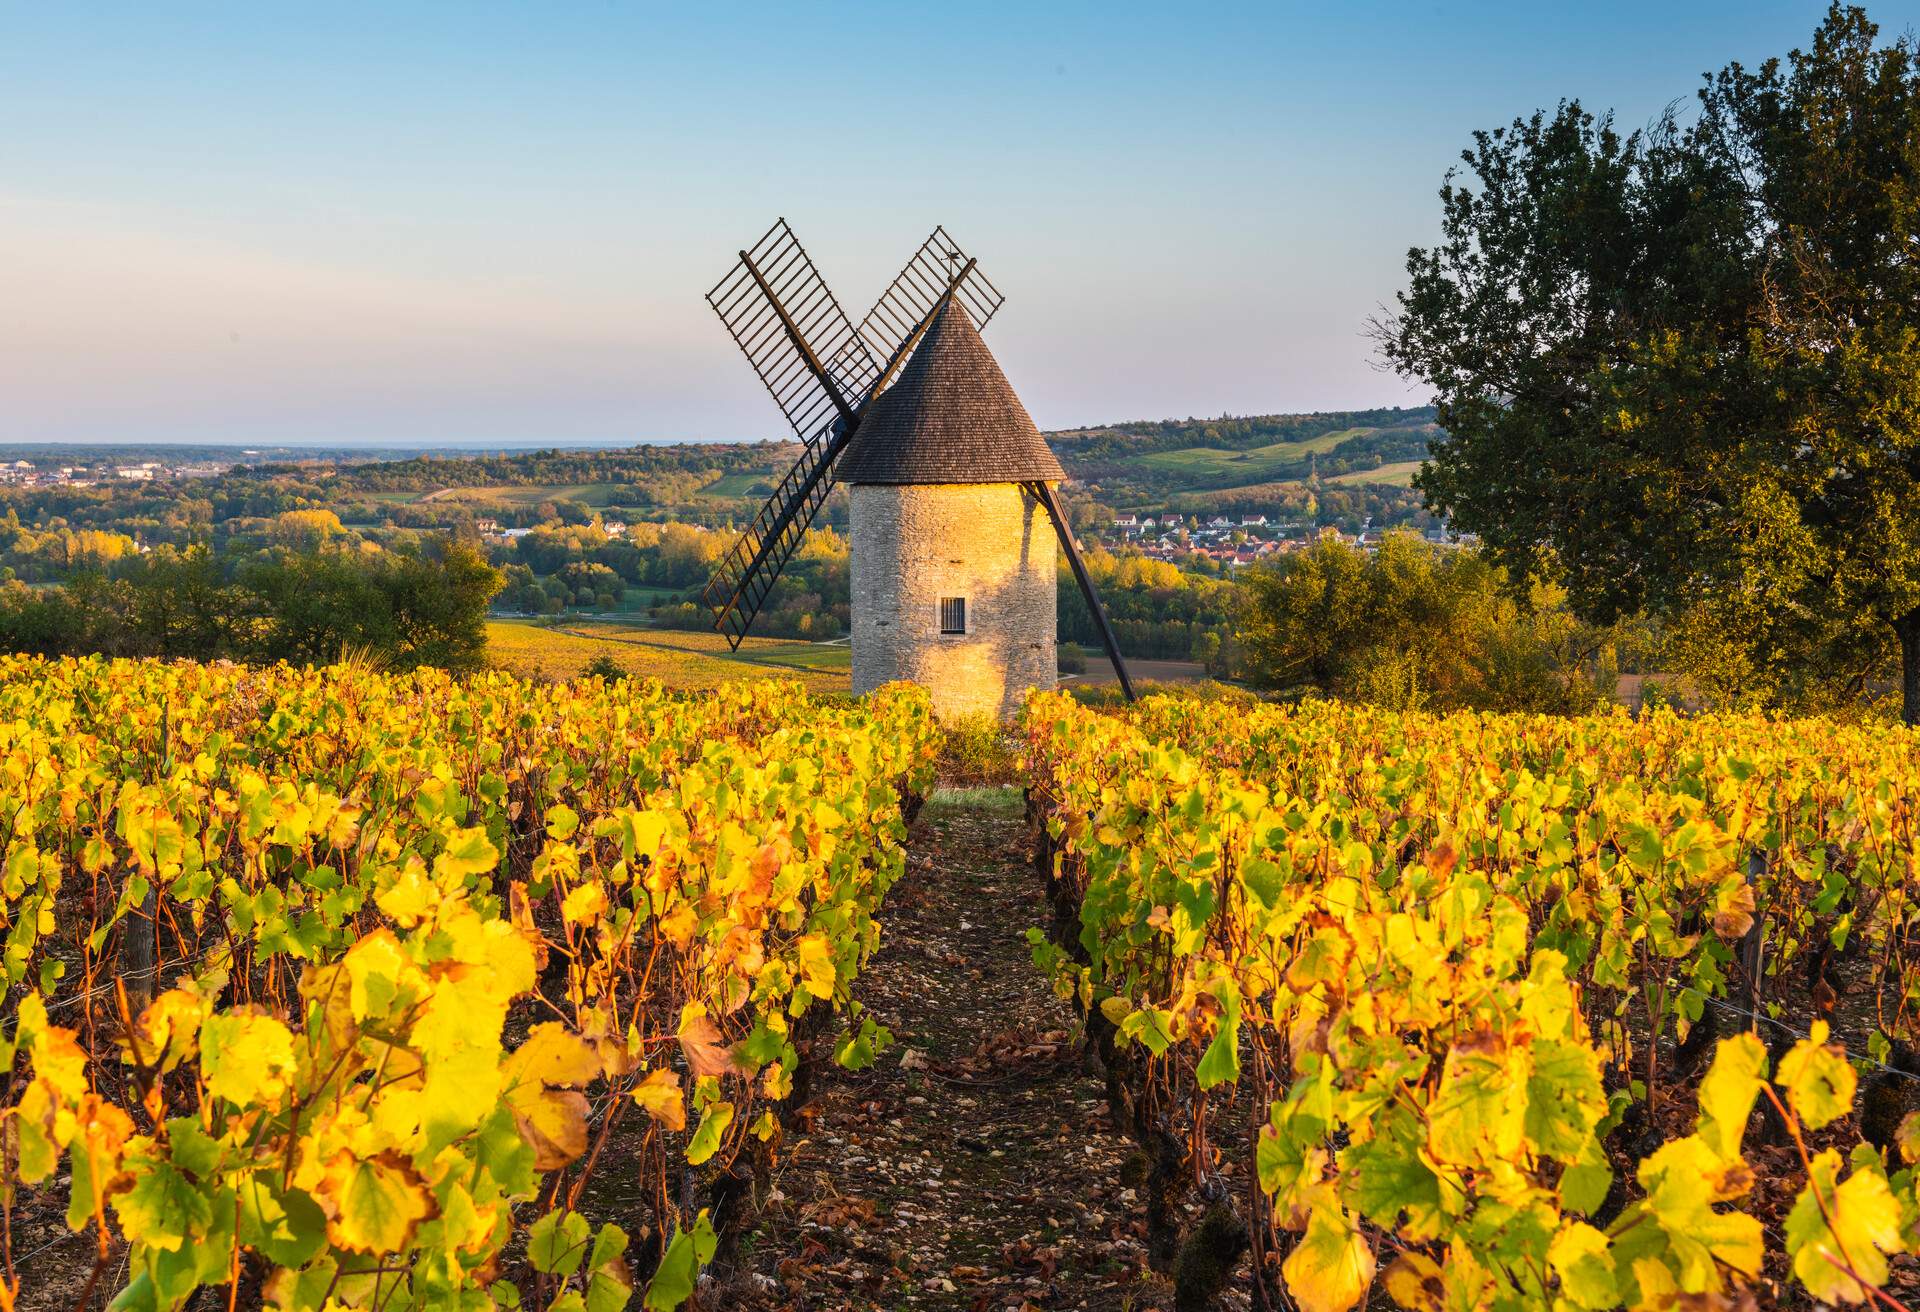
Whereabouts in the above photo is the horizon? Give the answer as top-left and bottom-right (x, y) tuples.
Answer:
(0, 2), (1893, 446)
(0, 402), (1441, 453)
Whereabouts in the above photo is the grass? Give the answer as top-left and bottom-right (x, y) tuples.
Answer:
(923, 785), (1025, 817)
(1327, 459), (1424, 487)
(697, 472), (776, 498)
(420, 482), (630, 508)
(744, 643), (850, 672)
(1136, 427), (1370, 481)
(486, 620), (849, 693)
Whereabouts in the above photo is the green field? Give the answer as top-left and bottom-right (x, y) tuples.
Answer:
(546, 585), (686, 617)
(744, 642), (851, 672)
(1136, 427), (1369, 481)
(486, 619), (849, 692)
(419, 482), (631, 508)
(1327, 459), (1423, 487)
(698, 472), (776, 498)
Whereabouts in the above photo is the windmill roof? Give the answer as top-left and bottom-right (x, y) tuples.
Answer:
(836, 298), (1066, 485)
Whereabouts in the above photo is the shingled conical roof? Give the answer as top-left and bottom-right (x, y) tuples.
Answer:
(836, 298), (1066, 484)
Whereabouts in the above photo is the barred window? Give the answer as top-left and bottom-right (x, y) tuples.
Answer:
(938, 597), (967, 635)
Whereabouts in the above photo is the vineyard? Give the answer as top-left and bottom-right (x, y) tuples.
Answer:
(6, 662), (1920, 1310)
(1022, 692), (1920, 1309)
(0, 656), (937, 1311)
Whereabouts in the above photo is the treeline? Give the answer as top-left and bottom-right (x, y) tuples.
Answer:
(1058, 548), (1239, 668)
(317, 441), (791, 494)
(490, 520), (729, 612)
(1167, 480), (1436, 532)
(1238, 533), (1633, 713)
(0, 541), (502, 671)
(647, 530), (850, 641)
(1051, 405), (1438, 458)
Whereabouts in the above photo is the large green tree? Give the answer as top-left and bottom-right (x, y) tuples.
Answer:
(1238, 533), (1622, 714)
(1380, 4), (1920, 721)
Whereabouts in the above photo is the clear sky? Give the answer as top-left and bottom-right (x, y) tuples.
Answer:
(0, 2), (1905, 446)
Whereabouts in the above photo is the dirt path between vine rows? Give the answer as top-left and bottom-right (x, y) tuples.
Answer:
(729, 789), (1204, 1312)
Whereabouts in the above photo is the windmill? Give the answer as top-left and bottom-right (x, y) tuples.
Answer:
(702, 219), (1134, 717)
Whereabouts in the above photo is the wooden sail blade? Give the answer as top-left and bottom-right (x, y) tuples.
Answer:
(857, 227), (1005, 366)
(707, 219), (880, 439)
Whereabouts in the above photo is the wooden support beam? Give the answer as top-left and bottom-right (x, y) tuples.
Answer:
(1028, 480), (1136, 702)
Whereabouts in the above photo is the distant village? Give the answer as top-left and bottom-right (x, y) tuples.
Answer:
(0, 456), (234, 487)
(1103, 511), (1473, 570)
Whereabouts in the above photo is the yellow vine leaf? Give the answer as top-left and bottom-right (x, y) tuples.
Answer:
(317, 1150), (436, 1254)
(200, 1012), (297, 1108)
(1785, 1149), (1903, 1304)
(513, 1088), (591, 1170)
(500, 1025), (599, 1171)
(1282, 1196), (1375, 1312)
(1695, 1032), (1767, 1162)
(1775, 1021), (1856, 1132)
(433, 825), (499, 880)
(1381, 1251), (1443, 1311)
(375, 859), (436, 927)
(504, 1024), (603, 1088)
(795, 934), (837, 999)
(562, 881), (607, 927)
(122, 989), (205, 1075)
(632, 1069), (686, 1132)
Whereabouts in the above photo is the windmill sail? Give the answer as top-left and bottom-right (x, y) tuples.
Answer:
(858, 227), (1005, 368)
(703, 226), (994, 648)
(702, 221), (880, 643)
(701, 414), (851, 648)
(706, 219), (878, 439)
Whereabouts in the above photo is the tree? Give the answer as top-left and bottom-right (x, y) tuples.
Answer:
(582, 653), (624, 681)
(1238, 534), (1618, 714)
(1378, 5), (1920, 721)
(273, 509), (344, 549)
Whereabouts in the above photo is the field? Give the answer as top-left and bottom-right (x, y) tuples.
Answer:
(697, 472), (776, 498)
(486, 618), (850, 691)
(1136, 426), (1365, 480)
(1326, 457), (1423, 486)
(0, 657), (938, 1311)
(10, 650), (1915, 1310)
(416, 481), (632, 507)
(1023, 692), (1920, 1309)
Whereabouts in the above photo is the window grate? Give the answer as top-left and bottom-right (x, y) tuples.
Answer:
(938, 596), (967, 635)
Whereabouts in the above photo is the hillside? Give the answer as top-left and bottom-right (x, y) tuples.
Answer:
(1047, 405), (1439, 502)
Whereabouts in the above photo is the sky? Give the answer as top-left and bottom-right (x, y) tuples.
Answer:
(0, 1), (1908, 447)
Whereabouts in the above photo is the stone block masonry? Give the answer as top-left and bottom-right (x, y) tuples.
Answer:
(849, 482), (1057, 721)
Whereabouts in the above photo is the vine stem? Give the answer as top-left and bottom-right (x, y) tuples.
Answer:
(1758, 1084), (1909, 1312)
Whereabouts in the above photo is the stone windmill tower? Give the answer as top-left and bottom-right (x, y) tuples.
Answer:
(701, 220), (1133, 719)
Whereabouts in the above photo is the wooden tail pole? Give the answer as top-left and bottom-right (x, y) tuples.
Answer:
(1028, 480), (1136, 702)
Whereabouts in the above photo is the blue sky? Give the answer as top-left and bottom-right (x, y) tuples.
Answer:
(0, 1), (1903, 445)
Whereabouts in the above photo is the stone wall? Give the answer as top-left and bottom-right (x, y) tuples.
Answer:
(848, 482), (1057, 721)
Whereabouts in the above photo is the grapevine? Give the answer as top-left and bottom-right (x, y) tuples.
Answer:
(1022, 691), (1920, 1308)
(0, 655), (939, 1311)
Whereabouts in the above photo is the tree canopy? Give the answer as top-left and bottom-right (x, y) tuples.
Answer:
(1379, 4), (1920, 721)
(1238, 533), (1623, 714)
